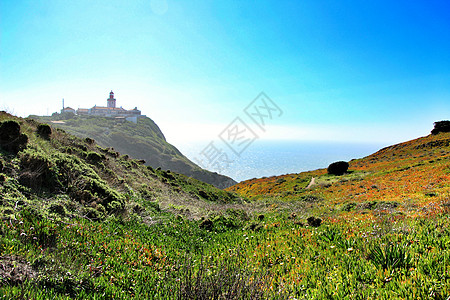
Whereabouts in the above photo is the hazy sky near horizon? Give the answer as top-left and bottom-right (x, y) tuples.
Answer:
(1, 0), (449, 146)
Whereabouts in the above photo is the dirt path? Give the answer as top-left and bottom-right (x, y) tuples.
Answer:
(306, 177), (316, 189)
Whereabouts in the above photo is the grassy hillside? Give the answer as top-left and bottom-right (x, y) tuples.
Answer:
(224, 131), (450, 298)
(2, 112), (450, 299)
(30, 114), (236, 189)
(227, 131), (450, 209)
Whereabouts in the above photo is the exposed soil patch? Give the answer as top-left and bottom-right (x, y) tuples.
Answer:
(0, 255), (37, 286)
(305, 177), (316, 189)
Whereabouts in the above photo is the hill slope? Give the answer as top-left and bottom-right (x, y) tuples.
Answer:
(2, 115), (450, 299)
(0, 112), (241, 221)
(227, 131), (450, 211)
(30, 114), (236, 189)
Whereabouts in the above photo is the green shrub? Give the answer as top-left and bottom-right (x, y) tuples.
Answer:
(48, 203), (66, 217)
(245, 221), (263, 231)
(138, 185), (156, 200)
(18, 150), (124, 215)
(107, 201), (124, 213)
(212, 215), (240, 230)
(0, 120), (28, 154)
(226, 208), (250, 222)
(147, 200), (160, 213)
(197, 189), (218, 201)
(86, 151), (105, 164)
(327, 161), (349, 175)
(276, 178), (286, 184)
(367, 242), (411, 270)
(342, 202), (357, 211)
(199, 218), (213, 230)
(431, 120), (450, 134)
(19, 149), (60, 191)
(84, 137), (95, 145)
(36, 124), (52, 139)
(307, 216), (322, 227)
(82, 177), (125, 212)
(84, 207), (105, 220)
(132, 203), (145, 213)
(161, 170), (175, 181)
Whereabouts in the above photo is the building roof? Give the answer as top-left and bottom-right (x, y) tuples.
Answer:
(91, 106), (126, 111)
(63, 107), (75, 110)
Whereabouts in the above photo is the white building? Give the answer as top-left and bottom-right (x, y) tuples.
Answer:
(62, 91), (142, 118)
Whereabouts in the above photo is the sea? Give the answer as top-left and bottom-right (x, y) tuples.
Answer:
(176, 140), (386, 182)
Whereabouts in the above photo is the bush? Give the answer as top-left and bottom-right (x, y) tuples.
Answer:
(86, 151), (105, 164)
(212, 215), (239, 230)
(276, 178), (286, 184)
(367, 242), (410, 270)
(37, 124), (52, 139)
(199, 218), (213, 230)
(82, 177), (125, 212)
(84, 207), (105, 221)
(85, 137), (95, 145)
(0, 120), (28, 154)
(106, 201), (124, 213)
(342, 202), (357, 212)
(147, 200), (160, 212)
(48, 203), (66, 217)
(327, 161), (349, 175)
(19, 149), (59, 191)
(307, 216), (322, 227)
(18, 150), (125, 215)
(431, 120), (450, 135)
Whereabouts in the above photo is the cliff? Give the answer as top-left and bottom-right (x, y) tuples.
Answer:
(30, 114), (236, 188)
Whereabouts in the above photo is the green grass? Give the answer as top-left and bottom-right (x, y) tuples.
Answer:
(2, 208), (450, 299)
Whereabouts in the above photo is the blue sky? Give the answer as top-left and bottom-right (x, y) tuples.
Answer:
(1, 0), (450, 145)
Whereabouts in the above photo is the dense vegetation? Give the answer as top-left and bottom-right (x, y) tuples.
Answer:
(30, 114), (236, 189)
(432, 120), (450, 135)
(2, 112), (450, 299)
(327, 161), (349, 176)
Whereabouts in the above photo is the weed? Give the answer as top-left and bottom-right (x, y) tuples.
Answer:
(177, 255), (271, 300)
(367, 242), (411, 270)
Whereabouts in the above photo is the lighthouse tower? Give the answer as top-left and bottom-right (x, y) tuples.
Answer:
(107, 91), (116, 108)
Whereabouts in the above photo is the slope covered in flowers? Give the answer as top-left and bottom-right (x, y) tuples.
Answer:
(227, 132), (450, 217)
